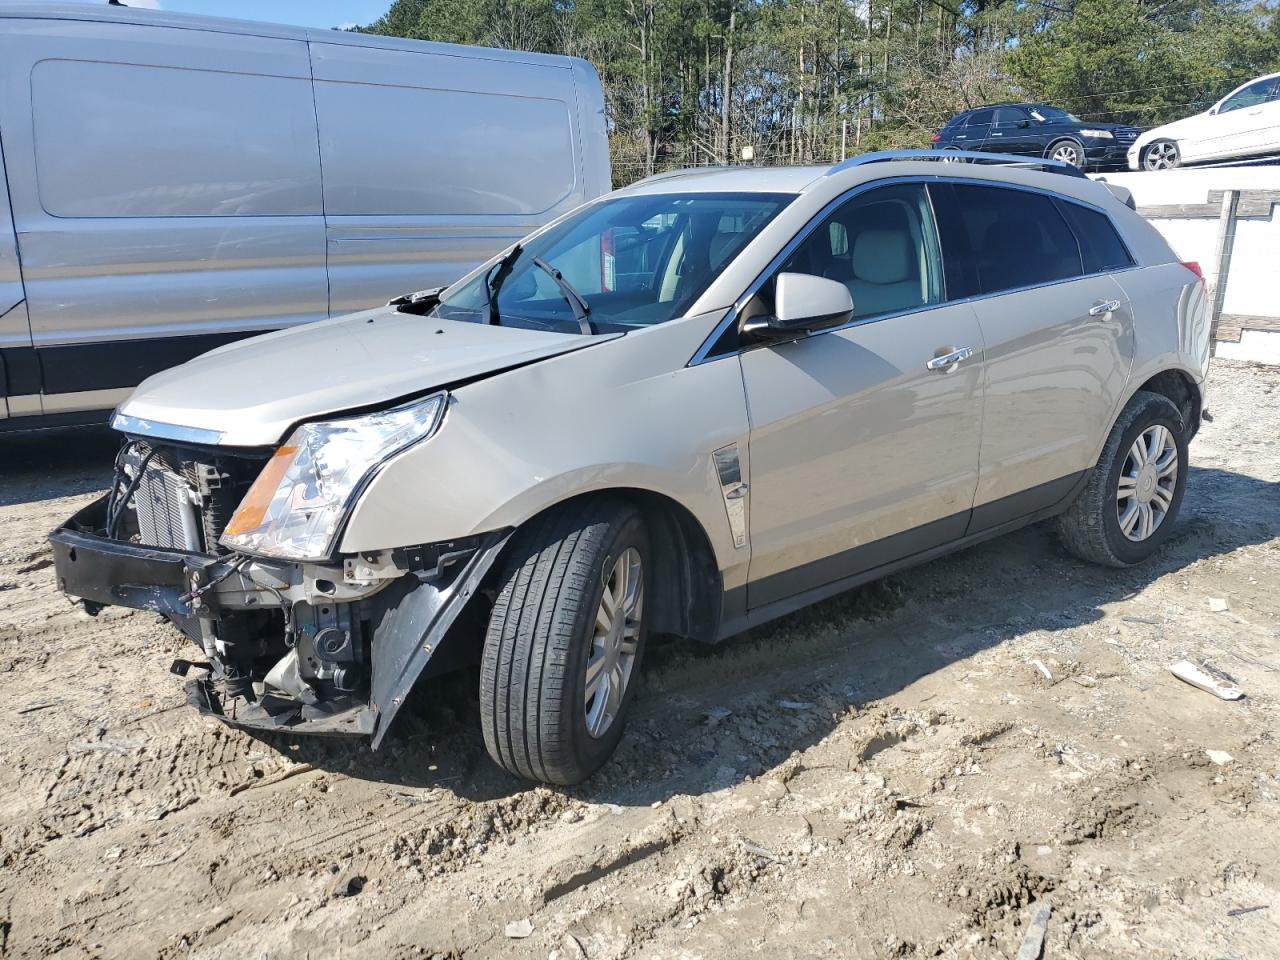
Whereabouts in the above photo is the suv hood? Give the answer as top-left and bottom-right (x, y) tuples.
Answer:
(116, 307), (615, 447)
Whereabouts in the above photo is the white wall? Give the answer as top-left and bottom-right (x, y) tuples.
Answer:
(1093, 167), (1280, 364)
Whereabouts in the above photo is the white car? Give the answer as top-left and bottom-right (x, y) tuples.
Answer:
(1129, 72), (1280, 170)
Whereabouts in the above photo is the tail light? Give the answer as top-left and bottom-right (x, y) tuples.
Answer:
(1182, 261), (1205, 285)
(931, 134), (941, 143)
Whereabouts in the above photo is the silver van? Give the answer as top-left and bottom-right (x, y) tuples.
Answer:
(0, 2), (609, 430)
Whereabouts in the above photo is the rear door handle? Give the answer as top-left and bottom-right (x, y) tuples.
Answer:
(926, 346), (975, 371)
(1088, 299), (1122, 317)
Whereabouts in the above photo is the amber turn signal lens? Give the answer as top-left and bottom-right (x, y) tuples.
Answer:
(222, 444), (299, 538)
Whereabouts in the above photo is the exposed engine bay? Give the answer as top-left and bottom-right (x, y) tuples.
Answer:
(50, 438), (508, 744)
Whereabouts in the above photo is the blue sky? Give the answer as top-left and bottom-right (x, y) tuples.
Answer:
(83, 0), (392, 30)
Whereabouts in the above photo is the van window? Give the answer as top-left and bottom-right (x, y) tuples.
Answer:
(1057, 201), (1134, 273)
(31, 60), (322, 218)
(780, 183), (943, 321)
(932, 183), (1084, 297)
(315, 82), (576, 216)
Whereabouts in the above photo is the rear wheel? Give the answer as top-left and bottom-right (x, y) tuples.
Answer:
(1048, 139), (1084, 168)
(1057, 391), (1188, 567)
(1143, 139), (1181, 170)
(480, 497), (649, 785)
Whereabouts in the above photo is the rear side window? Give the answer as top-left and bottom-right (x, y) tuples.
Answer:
(966, 109), (994, 126)
(931, 183), (1084, 298)
(1057, 201), (1134, 273)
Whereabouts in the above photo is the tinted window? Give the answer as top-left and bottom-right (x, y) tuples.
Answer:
(992, 107), (1028, 126)
(932, 183), (1084, 297)
(1219, 78), (1277, 114)
(31, 60), (322, 218)
(966, 109), (994, 126)
(1057, 201), (1134, 273)
(435, 193), (791, 333)
(780, 184), (943, 320)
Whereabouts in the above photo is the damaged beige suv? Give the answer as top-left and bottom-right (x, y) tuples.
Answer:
(52, 152), (1210, 785)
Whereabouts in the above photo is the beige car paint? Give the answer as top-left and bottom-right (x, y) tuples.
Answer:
(111, 159), (1209, 632)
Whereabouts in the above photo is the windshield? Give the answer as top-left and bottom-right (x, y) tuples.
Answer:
(1030, 105), (1083, 123)
(432, 192), (794, 334)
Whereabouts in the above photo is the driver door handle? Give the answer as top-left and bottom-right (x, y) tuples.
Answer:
(1089, 299), (1122, 317)
(926, 346), (975, 371)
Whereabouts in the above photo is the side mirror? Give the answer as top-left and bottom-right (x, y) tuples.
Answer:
(1209, 105), (1219, 116)
(1017, 119), (1031, 128)
(742, 273), (854, 342)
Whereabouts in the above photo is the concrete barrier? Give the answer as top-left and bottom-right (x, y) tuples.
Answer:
(1095, 167), (1280, 365)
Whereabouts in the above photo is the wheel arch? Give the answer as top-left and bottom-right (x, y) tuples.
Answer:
(1126, 368), (1202, 441)
(1044, 136), (1084, 161)
(489, 487), (724, 645)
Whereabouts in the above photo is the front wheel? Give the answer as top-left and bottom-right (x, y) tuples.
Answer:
(1143, 139), (1181, 170)
(480, 497), (649, 784)
(1056, 391), (1188, 567)
(1048, 139), (1085, 168)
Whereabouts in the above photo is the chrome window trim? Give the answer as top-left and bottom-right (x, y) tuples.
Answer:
(686, 174), (1139, 366)
(111, 412), (225, 447)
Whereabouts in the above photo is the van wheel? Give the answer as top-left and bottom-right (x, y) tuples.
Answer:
(1143, 139), (1181, 170)
(1048, 139), (1084, 168)
(1057, 391), (1188, 567)
(480, 497), (649, 785)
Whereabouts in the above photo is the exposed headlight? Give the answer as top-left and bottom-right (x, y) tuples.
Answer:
(1079, 129), (1114, 139)
(220, 393), (447, 561)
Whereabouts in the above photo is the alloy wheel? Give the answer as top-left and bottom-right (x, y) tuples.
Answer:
(1144, 141), (1179, 170)
(1116, 425), (1178, 541)
(1051, 142), (1082, 166)
(584, 547), (643, 738)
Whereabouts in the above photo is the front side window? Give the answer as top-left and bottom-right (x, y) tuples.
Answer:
(1219, 78), (1276, 113)
(932, 183), (1084, 297)
(777, 183), (943, 321)
(434, 192), (792, 334)
(992, 107), (1029, 127)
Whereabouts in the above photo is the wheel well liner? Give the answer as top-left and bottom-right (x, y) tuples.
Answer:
(1133, 369), (1201, 440)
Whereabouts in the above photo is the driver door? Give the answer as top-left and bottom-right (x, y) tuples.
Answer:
(739, 183), (986, 608)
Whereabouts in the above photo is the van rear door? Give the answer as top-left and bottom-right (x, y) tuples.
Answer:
(0, 16), (328, 417)
(308, 36), (598, 313)
(0, 126), (33, 421)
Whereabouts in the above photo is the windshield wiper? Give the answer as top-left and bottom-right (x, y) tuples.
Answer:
(485, 244), (523, 325)
(531, 257), (593, 335)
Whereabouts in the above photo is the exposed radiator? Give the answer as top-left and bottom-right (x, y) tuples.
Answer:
(132, 459), (202, 551)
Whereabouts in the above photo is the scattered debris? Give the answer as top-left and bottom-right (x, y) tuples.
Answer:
(16, 701), (60, 715)
(1227, 904), (1268, 917)
(778, 700), (815, 710)
(504, 918), (534, 939)
(1169, 661), (1245, 701)
(739, 837), (782, 862)
(1206, 750), (1234, 766)
(326, 868), (365, 899)
(1121, 615), (1160, 625)
(562, 931), (588, 957)
(228, 762), (316, 796)
(1015, 904), (1051, 960)
(1030, 659), (1054, 682)
(1208, 597), (1231, 613)
(1071, 675), (1098, 688)
(704, 706), (733, 727)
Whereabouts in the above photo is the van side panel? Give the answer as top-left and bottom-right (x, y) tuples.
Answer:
(310, 40), (593, 313)
(0, 18), (327, 415)
(0, 124), (34, 420)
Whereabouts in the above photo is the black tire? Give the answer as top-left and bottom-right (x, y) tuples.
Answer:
(1047, 138), (1085, 168)
(1142, 139), (1181, 171)
(1057, 391), (1189, 567)
(480, 496), (649, 785)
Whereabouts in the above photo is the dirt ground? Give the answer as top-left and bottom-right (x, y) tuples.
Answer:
(1, 358), (1278, 960)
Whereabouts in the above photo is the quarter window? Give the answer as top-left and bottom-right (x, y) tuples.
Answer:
(779, 183), (943, 321)
(1057, 201), (1134, 273)
(932, 183), (1084, 297)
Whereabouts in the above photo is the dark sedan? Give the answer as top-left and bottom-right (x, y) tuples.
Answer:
(932, 103), (1140, 170)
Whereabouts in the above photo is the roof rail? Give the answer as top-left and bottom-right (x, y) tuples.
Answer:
(826, 149), (1088, 179)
